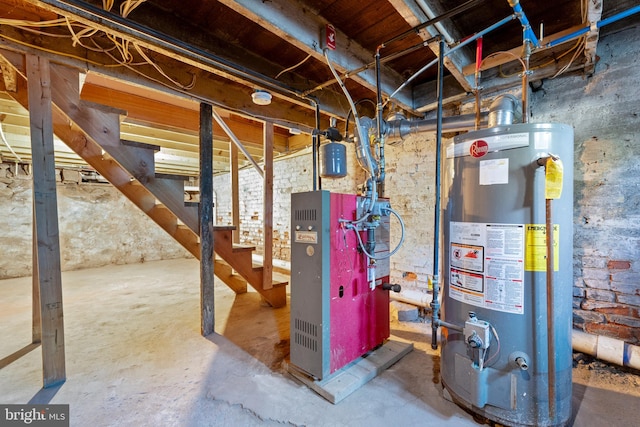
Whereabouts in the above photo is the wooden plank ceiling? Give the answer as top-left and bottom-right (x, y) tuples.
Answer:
(0, 0), (637, 176)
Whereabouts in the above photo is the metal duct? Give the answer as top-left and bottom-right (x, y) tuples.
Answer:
(487, 94), (522, 127)
(385, 113), (489, 145)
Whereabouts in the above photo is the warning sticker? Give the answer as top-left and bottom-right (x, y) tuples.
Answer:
(451, 243), (484, 272)
(449, 222), (525, 315)
(525, 224), (559, 271)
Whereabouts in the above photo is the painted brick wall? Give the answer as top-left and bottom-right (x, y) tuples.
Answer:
(0, 163), (190, 279)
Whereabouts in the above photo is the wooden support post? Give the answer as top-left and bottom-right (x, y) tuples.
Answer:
(26, 54), (65, 387)
(199, 103), (215, 336)
(230, 141), (240, 244)
(32, 202), (41, 344)
(262, 121), (274, 290)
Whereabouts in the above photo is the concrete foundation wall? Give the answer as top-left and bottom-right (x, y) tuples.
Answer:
(0, 164), (190, 279)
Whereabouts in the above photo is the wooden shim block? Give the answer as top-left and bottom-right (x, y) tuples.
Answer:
(288, 340), (413, 404)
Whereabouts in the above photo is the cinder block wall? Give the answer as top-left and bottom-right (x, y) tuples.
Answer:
(0, 164), (190, 279)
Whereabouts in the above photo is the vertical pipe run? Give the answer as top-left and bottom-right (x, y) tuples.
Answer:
(431, 37), (445, 350)
(312, 100), (320, 191)
(522, 53), (530, 123)
(474, 37), (483, 130)
(507, 0), (540, 48)
(375, 50), (385, 196)
(545, 198), (556, 419)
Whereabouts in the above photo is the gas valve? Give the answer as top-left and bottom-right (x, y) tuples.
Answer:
(464, 312), (490, 350)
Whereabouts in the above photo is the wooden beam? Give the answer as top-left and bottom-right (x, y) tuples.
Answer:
(218, 0), (412, 109)
(26, 53), (65, 388)
(80, 77), (291, 151)
(584, 2), (603, 75)
(262, 121), (274, 291)
(9, 1), (344, 126)
(199, 102), (214, 336)
(230, 142), (240, 245)
(31, 202), (41, 344)
(388, 0), (474, 92)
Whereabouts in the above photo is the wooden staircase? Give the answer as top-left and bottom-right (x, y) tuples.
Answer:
(6, 59), (287, 307)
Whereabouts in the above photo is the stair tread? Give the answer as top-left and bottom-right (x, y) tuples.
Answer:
(232, 243), (256, 252)
(215, 258), (288, 288)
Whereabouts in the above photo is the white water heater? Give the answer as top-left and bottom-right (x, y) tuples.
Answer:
(441, 122), (574, 427)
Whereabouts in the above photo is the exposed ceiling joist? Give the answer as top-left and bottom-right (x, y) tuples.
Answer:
(411, 0), (475, 92)
(20, 0), (346, 127)
(219, 0), (413, 110)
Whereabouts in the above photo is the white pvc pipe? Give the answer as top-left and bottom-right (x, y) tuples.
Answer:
(572, 329), (640, 370)
(390, 289), (432, 308)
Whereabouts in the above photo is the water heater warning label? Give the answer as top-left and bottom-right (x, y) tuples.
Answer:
(449, 222), (525, 315)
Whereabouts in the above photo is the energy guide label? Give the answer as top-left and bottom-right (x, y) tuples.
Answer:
(449, 222), (525, 314)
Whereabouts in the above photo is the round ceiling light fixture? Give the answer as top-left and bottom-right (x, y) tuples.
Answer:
(251, 89), (272, 106)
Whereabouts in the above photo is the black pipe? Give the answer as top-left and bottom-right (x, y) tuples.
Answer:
(312, 100), (321, 191)
(431, 37), (445, 350)
(380, 0), (486, 49)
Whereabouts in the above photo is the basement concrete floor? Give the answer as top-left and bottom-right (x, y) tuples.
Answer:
(1, 258), (639, 426)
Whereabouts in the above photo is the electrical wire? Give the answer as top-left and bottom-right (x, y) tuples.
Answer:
(484, 323), (501, 367)
(120, 0), (147, 18)
(0, 32), (122, 68)
(275, 53), (312, 79)
(0, 123), (23, 163)
(498, 38), (584, 79)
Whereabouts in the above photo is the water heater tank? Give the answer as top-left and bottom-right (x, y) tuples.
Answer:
(441, 123), (574, 427)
